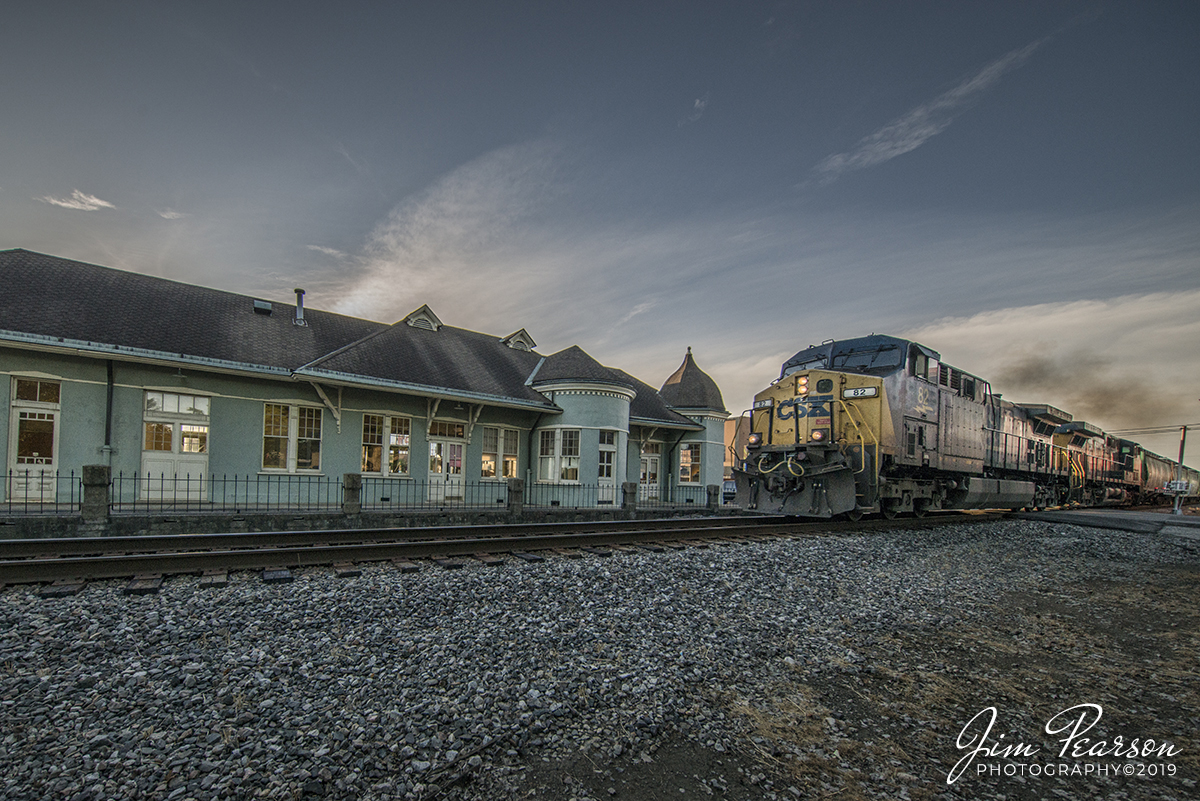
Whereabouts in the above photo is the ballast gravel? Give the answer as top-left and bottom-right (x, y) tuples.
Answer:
(0, 518), (1195, 801)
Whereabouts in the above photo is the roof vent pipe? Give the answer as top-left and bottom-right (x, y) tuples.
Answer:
(294, 288), (307, 326)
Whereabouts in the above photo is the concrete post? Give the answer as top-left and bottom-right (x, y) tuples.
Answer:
(707, 484), (721, 512)
(621, 482), (638, 512)
(81, 465), (111, 523)
(507, 478), (525, 515)
(342, 473), (362, 515)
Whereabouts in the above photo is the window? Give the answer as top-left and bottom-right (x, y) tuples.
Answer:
(143, 391), (210, 456)
(12, 379), (61, 467)
(538, 428), (580, 482)
(362, 415), (411, 475)
(429, 420), (465, 439)
(15, 378), (60, 405)
(262, 403), (322, 471)
(481, 427), (520, 479)
(598, 430), (617, 481)
(679, 443), (702, 483)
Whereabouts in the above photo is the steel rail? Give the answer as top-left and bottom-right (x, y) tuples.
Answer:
(0, 515), (793, 559)
(0, 513), (998, 585)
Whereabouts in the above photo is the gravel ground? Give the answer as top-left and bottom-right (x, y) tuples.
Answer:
(1, 518), (1196, 801)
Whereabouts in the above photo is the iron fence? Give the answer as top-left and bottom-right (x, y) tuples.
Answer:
(638, 483), (709, 510)
(523, 482), (622, 509)
(2, 469), (83, 515)
(361, 478), (510, 511)
(109, 472), (344, 514)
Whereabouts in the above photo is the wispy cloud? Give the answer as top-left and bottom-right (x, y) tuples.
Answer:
(678, 92), (711, 127)
(307, 244), (347, 259)
(157, 208), (187, 219)
(813, 39), (1044, 183)
(38, 189), (116, 211)
(331, 140), (563, 324)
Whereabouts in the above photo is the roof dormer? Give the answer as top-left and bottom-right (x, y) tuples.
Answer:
(500, 328), (537, 352)
(404, 304), (443, 331)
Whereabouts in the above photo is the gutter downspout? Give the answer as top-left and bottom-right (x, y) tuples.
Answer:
(103, 359), (115, 469)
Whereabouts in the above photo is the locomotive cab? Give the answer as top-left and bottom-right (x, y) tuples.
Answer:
(736, 336), (900, 517)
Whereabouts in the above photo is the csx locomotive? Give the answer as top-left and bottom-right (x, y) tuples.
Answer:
(734, 334), (1199, 518)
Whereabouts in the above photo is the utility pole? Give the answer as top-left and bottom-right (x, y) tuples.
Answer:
(1174, 424), (1189, 516)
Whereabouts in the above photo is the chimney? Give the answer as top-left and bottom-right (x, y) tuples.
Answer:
(293, 288), (307, 326)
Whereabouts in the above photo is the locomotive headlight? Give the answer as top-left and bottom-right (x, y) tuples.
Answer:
(796, 375), (809, 395)
(810, 429), (828, 442)
(747, 432), (763, 447)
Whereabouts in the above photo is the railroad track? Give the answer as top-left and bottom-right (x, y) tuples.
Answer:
(0, 512), (999, 591)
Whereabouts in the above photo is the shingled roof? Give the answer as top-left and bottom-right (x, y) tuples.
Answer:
(658, 348), (726, 412)
(0, 249), (383, 374)
(0, 249), (713, 425)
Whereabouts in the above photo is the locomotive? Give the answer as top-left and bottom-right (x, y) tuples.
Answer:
(733, 334), (1198, 518)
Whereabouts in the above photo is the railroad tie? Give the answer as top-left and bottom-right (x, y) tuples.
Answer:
(473, 553), (505, 567)
(334, 563), (362, 578)
(511, 551), (545, 563)
(392, 559), (421, 574)
(262, 567), (293, 584)
(551, 548), (583, 559)
(199, 570), (228, 589)
(433, 557), (466, 570)
(579, 546), (612, 557)
(40, 580), (85, 598)
(124, 574), (163, 596)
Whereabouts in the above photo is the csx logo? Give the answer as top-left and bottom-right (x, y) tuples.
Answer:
(776, 395), (833, 420)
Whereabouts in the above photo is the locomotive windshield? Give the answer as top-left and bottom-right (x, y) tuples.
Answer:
(831, 344), (903, 374)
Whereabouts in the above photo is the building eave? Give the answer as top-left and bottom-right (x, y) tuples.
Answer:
(0, 329), (292, 379)
(292, 367), (563, 414)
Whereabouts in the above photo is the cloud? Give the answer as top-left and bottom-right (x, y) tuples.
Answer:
(330, 140), (563, 324)
(157, 208), (187, 219)
(678, 92), (711, 127)
(38, 189), (116, 211)
(306, 244), (347, 259)
(813, 39), (1044, 183)
(902, 291), (1200, 459)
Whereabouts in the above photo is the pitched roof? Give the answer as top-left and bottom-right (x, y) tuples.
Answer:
(659, 348), (726, 412)
(530, 346), (634, 389)
(0, 249), (718, 425)
(609, 368), (702, 430)
(298, 320), (555, 409)
(0, 249), (383, 373)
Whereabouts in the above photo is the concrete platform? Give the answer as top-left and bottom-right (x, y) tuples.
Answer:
(1013, 508), (1200, 540)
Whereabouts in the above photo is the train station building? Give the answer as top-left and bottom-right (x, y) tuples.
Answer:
(0, 249), (728, 517)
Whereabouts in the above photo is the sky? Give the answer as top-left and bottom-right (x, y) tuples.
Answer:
(3, 1), (1198, 461)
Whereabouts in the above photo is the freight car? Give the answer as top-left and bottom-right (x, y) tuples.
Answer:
(733, 334), (1198, 518)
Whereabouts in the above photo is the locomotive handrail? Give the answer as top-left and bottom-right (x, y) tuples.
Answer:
(836, 399), (880, 504)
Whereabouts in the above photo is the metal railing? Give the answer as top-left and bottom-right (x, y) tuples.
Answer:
(2, 470), (83, 515)
(3, 469), (726, 518)
(524, 482), (621, 509)
(109, 472), (344, 514)
(361, 478), (510, 511)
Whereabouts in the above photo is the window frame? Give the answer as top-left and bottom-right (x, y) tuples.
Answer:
(537, 428), (582, 484)
(361, 414), (412, 477)
(678, 442), (702, 484)
(262, 403), (323, 473)
(480, 426), (521, 480)
(143, 390), (211, 456)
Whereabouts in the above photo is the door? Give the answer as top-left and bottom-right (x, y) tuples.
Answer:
(428, 440), (464, 502)
(141, 423), (209, 500)
(639, 455), (660, 500)
(8, 408), (59, 502)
